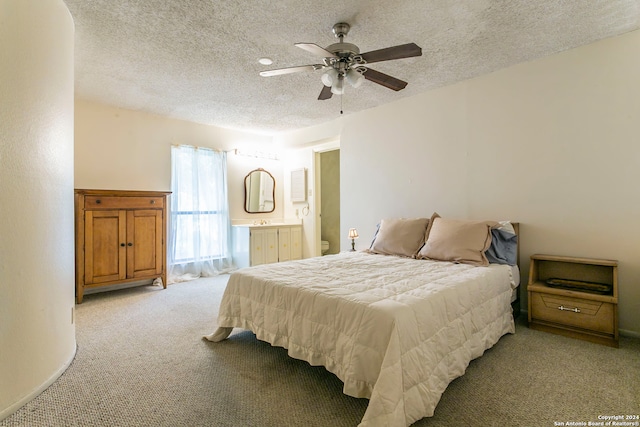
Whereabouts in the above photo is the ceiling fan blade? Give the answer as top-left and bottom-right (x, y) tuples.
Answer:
(259, 64), (323, 77)
(360, 42), (422, 64)
(295, 43), (338, 58)
(363, 68), (408, 91)
(318, 85), (333, 100)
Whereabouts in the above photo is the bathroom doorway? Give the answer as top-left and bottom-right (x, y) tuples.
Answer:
(317, 149), (340, 255)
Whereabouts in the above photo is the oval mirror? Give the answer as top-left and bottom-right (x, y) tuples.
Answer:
(244, 168), (275, 213)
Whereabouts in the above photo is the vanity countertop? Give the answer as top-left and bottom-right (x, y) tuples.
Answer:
(232, 219), (302, 228)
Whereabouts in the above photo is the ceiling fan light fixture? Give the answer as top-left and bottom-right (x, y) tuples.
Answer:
(331, 75), (345, 95)
(321, 68), (338, 86)
(346, 68), (364, 88)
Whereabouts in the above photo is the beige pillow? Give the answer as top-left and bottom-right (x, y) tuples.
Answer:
(417, 217), (497, 266)
(424, 211), (440, 242)
(369, 217), (430, 258)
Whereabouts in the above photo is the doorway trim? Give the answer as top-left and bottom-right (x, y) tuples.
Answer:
(312, 139), (340, 256)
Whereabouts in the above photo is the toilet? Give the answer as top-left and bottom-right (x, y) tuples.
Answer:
(321, 240), (330, 255)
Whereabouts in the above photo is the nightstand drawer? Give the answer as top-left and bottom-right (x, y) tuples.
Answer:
(530, 292), (614, 334)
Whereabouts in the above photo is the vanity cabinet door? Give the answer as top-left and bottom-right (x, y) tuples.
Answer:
(249, 229), (267, 266)
(264, 228), (279, 264)
(290, 226), (302, 261)
(235, 225), (302, 267)
(278, 227), (291, 262)
(249, 228), (278, 265)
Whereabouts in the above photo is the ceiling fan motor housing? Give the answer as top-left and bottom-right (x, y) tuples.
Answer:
(332, 22), (350, 39)
(328, 23), (361, 69)
(326, 42), (360, 57)
(325, 45), (365, 78)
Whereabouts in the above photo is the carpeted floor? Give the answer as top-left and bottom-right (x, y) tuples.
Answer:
(1, 275), (639, 427)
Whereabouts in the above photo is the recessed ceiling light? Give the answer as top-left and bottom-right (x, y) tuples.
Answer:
(258, 57), (273, 65)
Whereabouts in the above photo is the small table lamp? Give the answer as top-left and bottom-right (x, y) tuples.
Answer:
(348, 228), (359, 251)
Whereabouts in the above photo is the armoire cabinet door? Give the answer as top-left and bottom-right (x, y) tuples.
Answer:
(126, 209), (164, 278)
(85, 210), (127, 285)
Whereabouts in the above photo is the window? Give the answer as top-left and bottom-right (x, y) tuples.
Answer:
(169, 145), (234, 282)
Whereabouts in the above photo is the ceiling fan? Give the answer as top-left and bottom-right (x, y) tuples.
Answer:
(259, 23), (422, 100)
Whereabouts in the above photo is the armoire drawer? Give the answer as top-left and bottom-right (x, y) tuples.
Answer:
(84, 196), (164, 209)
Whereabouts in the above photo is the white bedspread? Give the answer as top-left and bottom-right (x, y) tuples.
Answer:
(207, 252), (516, 426)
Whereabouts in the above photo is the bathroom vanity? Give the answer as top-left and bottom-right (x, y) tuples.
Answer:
(232, 223), (302, 268)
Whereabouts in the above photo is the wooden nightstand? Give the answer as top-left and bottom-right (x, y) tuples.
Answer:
(527, 254), (618, 347)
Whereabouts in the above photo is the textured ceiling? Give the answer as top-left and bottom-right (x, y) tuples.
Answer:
(63, 0), (640, 135)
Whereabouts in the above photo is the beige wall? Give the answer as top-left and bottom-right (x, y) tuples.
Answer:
(74, 100), (283, 222)
(0, 0), (76, 419)
(278, 30), (640, 336)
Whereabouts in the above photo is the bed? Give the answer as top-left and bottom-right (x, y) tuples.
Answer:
(206, 216), (520, 426)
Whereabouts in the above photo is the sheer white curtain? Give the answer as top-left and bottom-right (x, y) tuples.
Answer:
(169, 145), (235, 283)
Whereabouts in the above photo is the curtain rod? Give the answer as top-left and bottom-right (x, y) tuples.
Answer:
(172, 144), (279, 160)
(171, 143), (224, 153)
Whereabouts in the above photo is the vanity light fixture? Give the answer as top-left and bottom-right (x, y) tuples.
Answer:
(348, 228), (359, 251)
(234, 148), (280, 161)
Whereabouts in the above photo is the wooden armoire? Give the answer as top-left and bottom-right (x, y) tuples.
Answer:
(74, 189), (170, 303)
